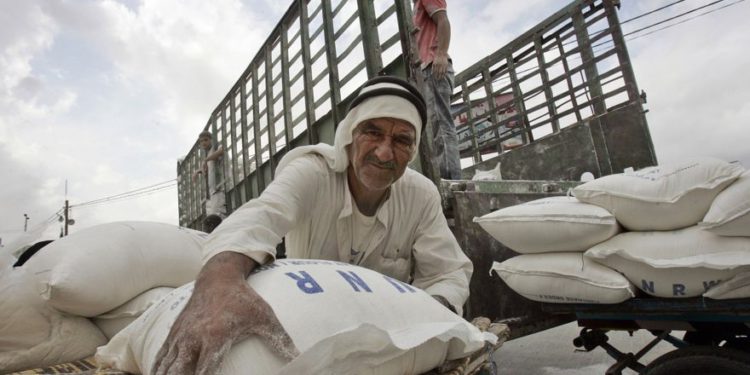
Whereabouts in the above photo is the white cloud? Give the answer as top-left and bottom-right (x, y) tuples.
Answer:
(625, 1), (750, 167)
(0, 0), (748, 239)
(0, 0), (278, 236)
(0, 2), (56, 91)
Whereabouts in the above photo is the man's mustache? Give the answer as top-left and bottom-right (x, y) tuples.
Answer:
(364, 155), (396, 169)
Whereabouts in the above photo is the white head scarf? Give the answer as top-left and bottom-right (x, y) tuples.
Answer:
(276, 78), (425, 174)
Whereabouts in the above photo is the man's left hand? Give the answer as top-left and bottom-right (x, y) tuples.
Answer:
(432, 54), (450, 80)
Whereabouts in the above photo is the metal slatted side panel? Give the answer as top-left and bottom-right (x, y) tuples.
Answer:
(176, 0), (410, 228)
(452, 0), (639, 168)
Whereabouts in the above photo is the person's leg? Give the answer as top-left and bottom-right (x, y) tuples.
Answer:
(424, 64), (462, 180)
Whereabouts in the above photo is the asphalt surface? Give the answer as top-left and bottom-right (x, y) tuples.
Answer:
(491, 322), (677, 375)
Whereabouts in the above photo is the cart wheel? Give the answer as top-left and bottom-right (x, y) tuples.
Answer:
(644, 346), (750, 375)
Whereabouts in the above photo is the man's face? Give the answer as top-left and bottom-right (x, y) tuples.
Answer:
(347, 117), (417, 192)
(198, 136), (212, 150)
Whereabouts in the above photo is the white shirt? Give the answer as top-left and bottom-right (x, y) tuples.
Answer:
(203, 153), (473, 314)
(350, 202), (378, 265)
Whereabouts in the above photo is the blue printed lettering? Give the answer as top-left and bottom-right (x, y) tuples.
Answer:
(384, 276), (416, 293)
(641, 280), (655, 294)
(285, 271), (324, 294)
(672, 283), (686, 296)
(337, 270), (372, 292)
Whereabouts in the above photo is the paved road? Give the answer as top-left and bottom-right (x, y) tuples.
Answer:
(491, 322), (677, 374)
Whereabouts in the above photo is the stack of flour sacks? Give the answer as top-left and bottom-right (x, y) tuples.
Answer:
(474, 157), (750, 304)
(0, 222), (206, 372)
(1, 221), (496, 374)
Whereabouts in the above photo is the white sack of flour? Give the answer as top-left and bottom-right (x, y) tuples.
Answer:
(24, 221), (206, 317)
(97, 260), (496, 375)
(574, 157), (743, 231)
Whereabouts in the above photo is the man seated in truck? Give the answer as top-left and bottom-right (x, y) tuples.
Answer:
(153, 76), (473, 374)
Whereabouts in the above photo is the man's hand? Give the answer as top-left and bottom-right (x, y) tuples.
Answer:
(430, 9), (451, 80)
(432, 53), (450, 80)
(152, 252), (299, 375)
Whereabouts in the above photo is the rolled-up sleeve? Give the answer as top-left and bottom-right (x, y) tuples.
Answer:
(202, 156), (319, 265)
(411, 187), (473, 315)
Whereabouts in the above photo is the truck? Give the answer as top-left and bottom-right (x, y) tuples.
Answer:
(175, 0), (749, 373)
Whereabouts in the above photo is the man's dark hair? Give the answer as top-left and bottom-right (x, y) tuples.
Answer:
(198, 130), (212, 140)
(203, 214), (223, 233)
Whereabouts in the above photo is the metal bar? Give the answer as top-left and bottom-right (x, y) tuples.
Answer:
(534, 36), (560, 132)
(380, 33), (400, 52)
(308, 1), (322, 21)
(393, 0), (418, 81)
(299, 1), (318, 145)
(264, 46), (278, 176)
(357, 0), (383, 77)
(228, 92), (240, 211)
(572, 6), (605, 115)
(331, 0), (347, 19)
(310, 23), (324, 42)
(506, 55), (532, 144)
(556, 35), (583, 123)
(251, 64), (265, 194)
(333, 10), (359, 40)
(280, 20), (295, 149)
(375, 4), (396, 25)
(456, 0), (596, 83)
(292, 111), (307, 126)
(336, 34), (364, 64)
(321, 0), (342, 126)
(290, 90), (305, 107)
(239, 78), (253, 200)
(288, 49), (302, 67)
(481, 67), (504, 154)
(460, 81), (482, 163)
(603, 0), (656, 160)
(289, 64), (304, 86)
(314, 91), (332, 108)
(288, 27), (300, 47)
(339, 60), (366, 87)
(520, 63), (622, 117)
(311, 46), (326, 64)
(216, 110), (228, 197)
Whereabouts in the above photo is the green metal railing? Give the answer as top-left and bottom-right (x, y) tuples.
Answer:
(452, 0), (651, 164)
(177, 0), (415, 229)
(177, 0), (654, 230)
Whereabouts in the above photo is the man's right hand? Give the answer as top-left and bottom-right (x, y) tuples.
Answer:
(152, 252), (299, 375)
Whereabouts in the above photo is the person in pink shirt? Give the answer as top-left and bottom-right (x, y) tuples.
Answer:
(413, 0), (461, 180)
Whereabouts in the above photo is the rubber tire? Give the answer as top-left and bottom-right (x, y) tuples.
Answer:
(644, 346), (750, 375)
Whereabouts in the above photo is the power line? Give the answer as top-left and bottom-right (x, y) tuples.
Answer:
(620, 0), (686, 24)
(477, 0), (742, 125)
(623, 0), (726, 38)
(70, 179), (176, 208)
(71, 182), (177, 208)
(626, 0), (745, 41)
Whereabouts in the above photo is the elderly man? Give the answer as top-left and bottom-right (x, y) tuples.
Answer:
(153, 76), (473, 374)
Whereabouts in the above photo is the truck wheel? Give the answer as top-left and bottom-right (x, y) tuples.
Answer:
(644, 346), (750, 375)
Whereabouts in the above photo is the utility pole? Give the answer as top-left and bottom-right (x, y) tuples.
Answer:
(23, 213), (29, 232)
(64, 200), (69, 236)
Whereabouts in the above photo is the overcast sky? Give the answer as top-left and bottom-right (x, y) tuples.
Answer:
(1, 0), (748, 246)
